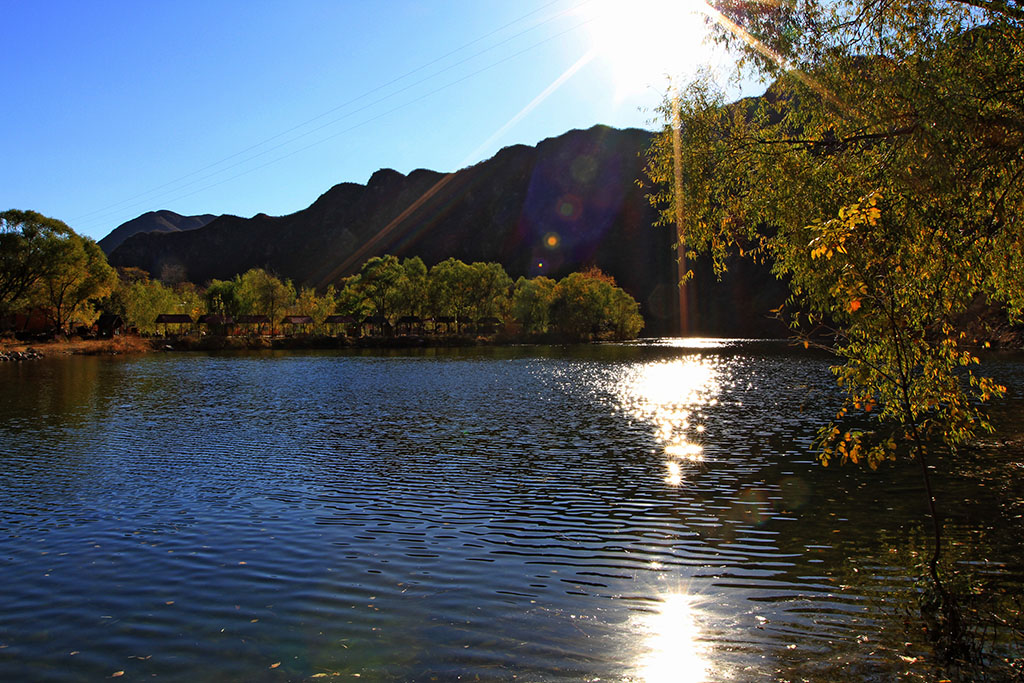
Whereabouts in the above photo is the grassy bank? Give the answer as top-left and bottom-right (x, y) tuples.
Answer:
(0, 335), (156, 357)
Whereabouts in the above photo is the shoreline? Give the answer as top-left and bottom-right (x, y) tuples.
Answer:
(0, 336), (157, 359)
(0, 332), (591, 359)
(4, 332), (1020, 361)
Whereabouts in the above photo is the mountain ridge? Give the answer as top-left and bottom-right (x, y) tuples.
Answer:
(98, 210), (217, 254)
(107, 124), (787, 336)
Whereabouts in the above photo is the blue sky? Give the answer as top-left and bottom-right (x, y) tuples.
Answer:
(2, 1), (755, 241)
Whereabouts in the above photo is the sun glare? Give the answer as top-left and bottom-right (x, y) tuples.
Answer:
(616, 358), (721, 485)
(634, 592), (713, 682)
(580, 0), (718, 99)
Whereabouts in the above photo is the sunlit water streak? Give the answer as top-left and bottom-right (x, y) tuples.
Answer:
(0, 342), (1021, 681)
(612, 355), (722, 486)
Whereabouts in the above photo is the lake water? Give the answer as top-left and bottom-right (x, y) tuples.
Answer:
(1, 340), (1021, 681)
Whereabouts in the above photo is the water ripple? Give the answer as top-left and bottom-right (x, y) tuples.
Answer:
(0, 345), (1022, 681)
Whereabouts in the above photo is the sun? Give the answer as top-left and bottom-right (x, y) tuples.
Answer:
(579, 0), (719, 99)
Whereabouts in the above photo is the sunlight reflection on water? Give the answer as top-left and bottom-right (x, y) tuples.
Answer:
(613, 346), (724, 679)
(634, 592), (712, 683)
(615, 351), (723, 484)
(2, 349), (1021, 680)
(644, 337), (747, 349)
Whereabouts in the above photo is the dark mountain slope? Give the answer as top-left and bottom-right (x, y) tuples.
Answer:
(98, 210), (216, 254)
(108, 125), (787, 336)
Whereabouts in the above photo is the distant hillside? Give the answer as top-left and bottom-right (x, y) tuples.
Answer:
(98, 210), (217, 254)
(108, 125), (787, 337)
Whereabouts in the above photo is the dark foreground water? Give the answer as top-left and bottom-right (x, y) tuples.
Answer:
(1, 340), (1022, 682)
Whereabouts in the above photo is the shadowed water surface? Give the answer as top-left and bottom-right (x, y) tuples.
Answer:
(0, 341), (1021, 681)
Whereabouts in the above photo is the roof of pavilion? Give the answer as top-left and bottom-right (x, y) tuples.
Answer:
(198, 314), (234, 325)
(155, 314), (193, 324)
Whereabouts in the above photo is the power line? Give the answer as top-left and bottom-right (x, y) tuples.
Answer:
(74, 0), (591, 230)
(85, 17), (595, 224)
(77, 2), (590, 230)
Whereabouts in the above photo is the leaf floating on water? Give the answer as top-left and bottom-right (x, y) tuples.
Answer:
(112, 672), (125, 678)
(69, 651), (79, 656)
(250, 619), (259, 623)
(165, 601), (174, 605)
(238, 561), (247, 565)
(270, 661), (281, 669)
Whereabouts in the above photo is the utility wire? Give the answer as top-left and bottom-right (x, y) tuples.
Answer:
(74, 0), (591, 230)
(87, 17), (595, 222)
(77, 1), (591, 230)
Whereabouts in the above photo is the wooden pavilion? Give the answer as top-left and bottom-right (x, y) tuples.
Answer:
(281, 315), (314, 336)
(395, 315), (423, 336)
(432, 315), (457, 335)
(324, 314), (357, 337)
(476, 316), (502, 335)
(361, 315), (389, 337)
(154, 313), (193, 337)
(198, 313), (234, 335)
(236, 314), (270, 336)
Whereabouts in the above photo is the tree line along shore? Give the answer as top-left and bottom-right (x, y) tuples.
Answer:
(1, 211), (645, 351)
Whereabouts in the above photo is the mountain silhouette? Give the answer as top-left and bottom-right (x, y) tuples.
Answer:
(106, 125), (786, 336)
(99, 210), (216, 254)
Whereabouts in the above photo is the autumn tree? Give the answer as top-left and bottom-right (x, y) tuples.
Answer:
(0, 210), (76, 317)
(549, 269), (643, 341)
(1, 211), (117, 331)
(646, 0), (1023, 642)
(512, 276), (557, 334)
(119, 278), (179, 334)
(427, 257), (474, 330)
(334, 275), (372, 319)
(292, 285), (336, 333)
(38, 235), (117, 331)
(99, 267), (150, 320)
(391, 256), (428, 319)
(173, 282), (206, 322)
(234, 268), (296, 329)
(205, 279), (240, 317)
(465, 261), (513, 321)
(351, 255), (403, 320)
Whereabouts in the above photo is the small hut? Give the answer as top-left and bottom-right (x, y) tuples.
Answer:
(281, 315), (314, 336)
(96, 314), (126, 338)
(236, 314), (270, 336)
(325, 314), (357, 337)
(154, 313), (193, 337)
